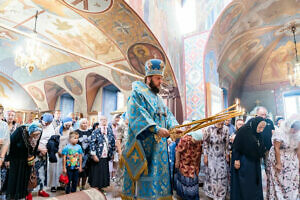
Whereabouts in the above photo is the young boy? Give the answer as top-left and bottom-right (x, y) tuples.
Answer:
(62, 131), (83, 194)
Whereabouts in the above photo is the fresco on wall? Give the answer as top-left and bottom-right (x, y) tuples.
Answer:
(111, 64), (136, 91)
(262, 41), (300, 84)
(44, 81), (67, 110)
(125, 0), (183, 89)
(127, 43), (165, 75)
(184, 32), (208, 120)
(64, 75), (83, 95)
(218, 2), (242, 35)
(204, 51), (219, 86)
(0, 73), (36, 110)
(28, 86), (45, 102)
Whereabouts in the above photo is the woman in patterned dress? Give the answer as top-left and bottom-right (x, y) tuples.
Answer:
(89, 116), (115, 190)
(174, 130), (202, 200)
(203, 121), (230, 200)
(267, 115), (300, 200)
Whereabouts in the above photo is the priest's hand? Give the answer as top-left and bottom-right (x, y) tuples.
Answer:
(234, 160), (240, 169)
(157, 128), (170, 138)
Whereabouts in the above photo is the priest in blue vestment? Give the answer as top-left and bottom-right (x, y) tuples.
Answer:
(121, 59), (182, 200)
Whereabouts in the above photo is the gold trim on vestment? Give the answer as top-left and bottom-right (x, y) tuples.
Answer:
(121, 194), (173, 200)
(121, 194), (135, 200)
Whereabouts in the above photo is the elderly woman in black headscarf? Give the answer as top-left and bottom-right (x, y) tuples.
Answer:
(230, 117), (267, 200)
(6, 122), (42, 200)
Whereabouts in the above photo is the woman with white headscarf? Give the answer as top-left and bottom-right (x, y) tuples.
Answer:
(267, 115), (300, 199)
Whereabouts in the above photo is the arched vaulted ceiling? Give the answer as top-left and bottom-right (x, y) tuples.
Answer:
(0, 0), (179, 112)
(204, 0), (300, 103)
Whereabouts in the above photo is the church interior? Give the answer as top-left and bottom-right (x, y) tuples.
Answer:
(0, 0), (299, 199)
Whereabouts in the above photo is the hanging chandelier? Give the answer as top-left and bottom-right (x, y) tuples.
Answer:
(14, 11), (48, 74)
(288, 25), (300, 87)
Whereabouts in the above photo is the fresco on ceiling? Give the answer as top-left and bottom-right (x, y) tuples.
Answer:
(218, 3), (242, 35)
(111, 64), (136, 91)
(62, 0), (112, 13)
(64, 75), (83, 95)
(0, 73), (36, 110)
(31, 0), (80, 18)
(125, 0), (183, 91)
(204, 51), (218, 86)
(0, 0), (180, 107)
(225, 38), (264, 73)
(184, 32), (208, 120)
(205, 0), (300, 87)
(28, 85), (44, 102)
(256, 0), (299, 24)
(44, 22), (122, 67)
(262, 41), (300, 84)
(0, 28), (81, 84)
(127, 43), (165, 75)
(12, 61), (80, 84)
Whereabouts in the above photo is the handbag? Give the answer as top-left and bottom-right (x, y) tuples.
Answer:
(59, 173), (69, 185)
(27, 167), (37, 190)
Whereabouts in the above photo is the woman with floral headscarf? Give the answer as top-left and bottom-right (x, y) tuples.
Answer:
(6, 122), (42, 200)
(267, 115), (300, 199)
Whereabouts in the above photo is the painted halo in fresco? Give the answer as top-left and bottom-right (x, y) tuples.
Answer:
(111, 64), (136, 91)
(62, 0), (113, 13)
(218, 3), (242, 35)
(63, 75), (83, 95)
(128, 43), (165, 75)
(28, 86), (45, 102)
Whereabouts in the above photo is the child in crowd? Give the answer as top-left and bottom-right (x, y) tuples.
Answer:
(62, 131), (83, 194)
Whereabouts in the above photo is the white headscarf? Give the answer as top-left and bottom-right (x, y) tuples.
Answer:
(275, 114), (300, 149)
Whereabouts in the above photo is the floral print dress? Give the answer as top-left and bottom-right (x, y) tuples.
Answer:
(267, 130), (299, 199)
(203, 125), (230, 200)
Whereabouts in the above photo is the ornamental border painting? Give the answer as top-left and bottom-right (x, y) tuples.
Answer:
(62, 0), (113, 13)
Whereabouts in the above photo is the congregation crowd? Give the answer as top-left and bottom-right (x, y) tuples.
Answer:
(0, 105), (299, 200)
(0, 109), (126, 200)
